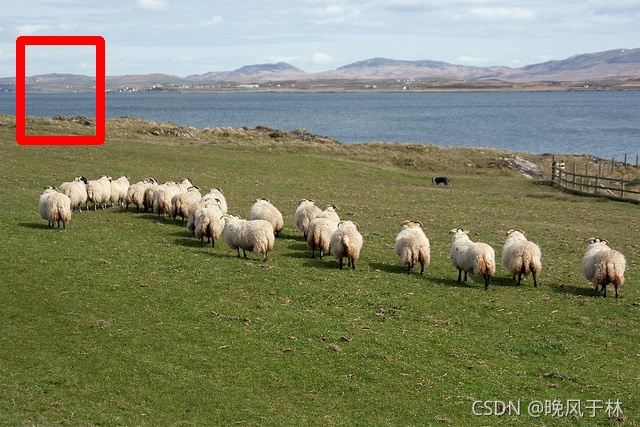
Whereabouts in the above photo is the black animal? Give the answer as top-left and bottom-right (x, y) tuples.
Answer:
(432, 176), (450, 186)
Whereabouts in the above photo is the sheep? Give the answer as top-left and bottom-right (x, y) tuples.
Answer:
(109, 176), (130, 208)
(143, 181), (159, 213)
(86, 175), (112, 210)
(186, 188), (227, 233)
(38, 186), (72, 229)
(249, 197), (284, 237)
(194, 203), (225, 247)
(394, 220), (430, 275)
(200, 188), (227, 215)
(330, 220), (363, 270)
(449, 229), (496, 290)
(125, 177), (157, 212)
(59, 176), (88, 212)
(172, 186), (202, 225)
(222, 215), (275, 262)
(582, 238), (626, 298)
(294, 199), (321, 239)
(153, 181), (183, 219)
(315, 204), (340, 222)
(501, 229), (542, 287)
(306, 217), (339, 259)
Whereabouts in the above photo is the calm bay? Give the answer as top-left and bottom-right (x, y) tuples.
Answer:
(2, 90), (638, 161)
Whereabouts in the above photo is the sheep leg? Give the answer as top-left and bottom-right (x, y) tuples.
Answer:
(532, 271), (538, 288)
(319, 250), (324, 260)
(339, 258), (343, 270)
(262, 253), (268, 262)
(242, 249), (247, 258)
(200, 237), (204, 247)
(484, 273), (490, 290)
(463, 271), (468, 282)
(516, 272), (523, 286)
(420, 262), (424, 275)
(602, 284), (607, 298)
(211, 238), (215, 248)
(351, 258), (356, 270)
(311, 246), (316, 259)
(407, 263), (412, 275)
(457, 268), (462, 282)
(236, 248), (241, 258)
(614, 284), (619, 298)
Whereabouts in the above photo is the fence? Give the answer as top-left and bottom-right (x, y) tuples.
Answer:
(551, 160), (640, 203)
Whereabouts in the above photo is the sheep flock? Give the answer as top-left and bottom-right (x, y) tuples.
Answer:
(37, 175), (629, 298)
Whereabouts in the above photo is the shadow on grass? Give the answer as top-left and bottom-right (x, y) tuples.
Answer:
(368, 261), (406, 275)
(549, 283), (602, 297)
(19, 222), (54, 230)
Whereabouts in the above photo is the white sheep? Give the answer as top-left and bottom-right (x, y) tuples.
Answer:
(249, 197), (284, 236)
(186, 188), (227, 233)
(38, 186), (72, 229)
(153, 181), (181, 219)
(306, 217), (339, 259)
(87, 175), (112, 210)
(330, 220), (363, 270)
(200, 188), (228, 215)
(59, 176), (88, 212)
(294, 199), (321, 239)
(125, 177), (157, 212)
(394, 220), (431, 275)
(194, 203), (225, 247)
(582, 238), (626, 298)
(223, 215), (275, 262)
(501, 229), (542, 287)
(143, 181), (159, 213)
(449, 229), (496, 290)
(315, 205), (340, 222)
(109, 176), (130, 208)
(172, 186), (202, 225)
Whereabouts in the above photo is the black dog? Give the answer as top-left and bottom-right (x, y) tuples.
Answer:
(432, 176), (450, 186)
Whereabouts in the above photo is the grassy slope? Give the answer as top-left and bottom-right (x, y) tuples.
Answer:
(0, 115), (638, 426)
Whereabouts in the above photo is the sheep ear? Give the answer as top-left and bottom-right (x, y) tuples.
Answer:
(401, 220), (411, 226)
(601, 238), (610, 246)
(309, 199), (315, 203)
(353, 221), (360, 230)
(414, 220), (423, 227)
(586, 237), (597, 244)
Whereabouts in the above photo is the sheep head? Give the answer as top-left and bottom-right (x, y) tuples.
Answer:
(587, 237), (609, 246)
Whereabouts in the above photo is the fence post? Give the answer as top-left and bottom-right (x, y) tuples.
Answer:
(624, 153), (627, 166)
(621, 181), (625, 199)
(611, 157), (614, 173)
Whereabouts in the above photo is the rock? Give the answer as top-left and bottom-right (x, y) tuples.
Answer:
(504, 155), (542, 179)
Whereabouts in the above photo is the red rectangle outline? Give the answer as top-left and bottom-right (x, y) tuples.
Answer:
(16, 35), (105, 145)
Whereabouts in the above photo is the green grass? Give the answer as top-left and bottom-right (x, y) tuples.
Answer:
(1, 115), (638, 426)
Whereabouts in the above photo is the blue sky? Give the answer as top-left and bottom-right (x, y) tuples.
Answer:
(2, 0), (639, 77)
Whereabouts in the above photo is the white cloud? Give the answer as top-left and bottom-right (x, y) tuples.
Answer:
(468, 7), (535, 22)
(136, 0), (167, 11)
(17, 24), (50, 35)
(200, 15), (223, 26)
(311, 52), (333, 65)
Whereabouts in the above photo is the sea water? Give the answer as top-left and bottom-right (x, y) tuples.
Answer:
(2, 90), (638, 160)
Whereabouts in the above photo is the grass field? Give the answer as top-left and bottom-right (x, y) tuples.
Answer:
(1, 114), (638, 426)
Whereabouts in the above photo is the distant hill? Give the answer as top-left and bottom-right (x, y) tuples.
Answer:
(319, 49), (640, 81)
(187, 62), (307, 82)
(1, 48), (638, 91)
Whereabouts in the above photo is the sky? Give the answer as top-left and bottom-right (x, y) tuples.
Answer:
(1, 0), (639, 77)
